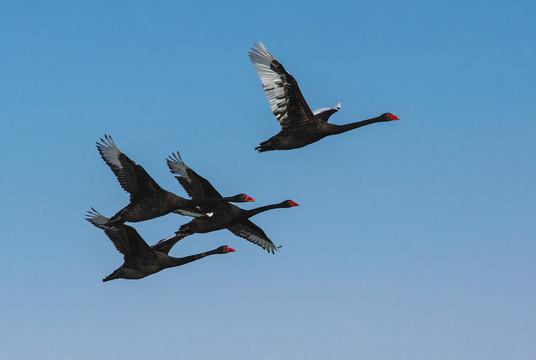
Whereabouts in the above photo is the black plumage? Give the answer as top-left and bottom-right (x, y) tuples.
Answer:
(248, 42), (401, 152)
(96, 135), (255, 224)
(164, 152), (300, 254)
(86, 209), (235, 281)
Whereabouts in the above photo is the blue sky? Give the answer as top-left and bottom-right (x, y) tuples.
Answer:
(1, 1), (535, 359)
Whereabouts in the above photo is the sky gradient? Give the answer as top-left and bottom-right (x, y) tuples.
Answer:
(1, 1), (535, 359)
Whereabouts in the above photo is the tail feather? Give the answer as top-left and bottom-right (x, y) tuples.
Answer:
(103, 272), (119, 282)
(255, 141), (272, 152)
(175, 223), (192, 238)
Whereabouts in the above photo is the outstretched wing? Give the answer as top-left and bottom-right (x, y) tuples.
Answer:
(166, 151), (219, 200)
(248, 42), (317, 130)
(151, 234), (184, 255)
(313, 102), (341, 122)
(97, 135), (162, 200)
(227, 219), (279, 254)
(86, 208), (152, 260)
(166, 151), (228, 213)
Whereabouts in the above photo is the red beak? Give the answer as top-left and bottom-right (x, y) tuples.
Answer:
(227, 247), (236, 253)
(246, 196), (256, 202)
(290, 201), (300, 206)
(390, 114), (401, 120)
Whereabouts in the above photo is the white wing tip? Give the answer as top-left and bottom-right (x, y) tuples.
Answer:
(85, 208), (110, 228)
(96, 134), (117, 150)
(96, 134), (123, 169)
(248, 41), (275, 65)
(253, 41), (265, 49)
(166, 151), (190, 176)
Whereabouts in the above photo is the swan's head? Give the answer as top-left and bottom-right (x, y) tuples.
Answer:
(235, 194), (256, 202)
(219, 246), (236, 254)
(382, 113), (401, 121)
(282, 200), (300, 207)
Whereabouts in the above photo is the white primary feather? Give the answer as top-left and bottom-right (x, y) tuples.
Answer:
(238, 229), (278, 253)
(85, 208), (111, 229)
(97, 135), (123, 169)
(248, 42), (290, 125)
(166, 151), (190, 178)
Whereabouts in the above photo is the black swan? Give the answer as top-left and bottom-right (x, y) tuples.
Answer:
(86, 208), (235, 281)
(248, 42), (401, 152)
(96, 135), (255, 224)
(162, 152), (300, 254)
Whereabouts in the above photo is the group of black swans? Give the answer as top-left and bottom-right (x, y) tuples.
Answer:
(86, 42), (401, 282)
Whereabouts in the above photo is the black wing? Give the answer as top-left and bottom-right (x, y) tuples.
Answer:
(151, 234), (184, 255)
(166, 151), (228, 213)
(249, 42), (318, 130)
(97, 135), (162, 200)
(166, 151), (222, 200)
(227, 219), (279, 254)
(313, 102), (341, 122)
(86, 208), (152, 260)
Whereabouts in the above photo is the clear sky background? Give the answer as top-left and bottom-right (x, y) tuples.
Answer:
(1, 1), (535, 359)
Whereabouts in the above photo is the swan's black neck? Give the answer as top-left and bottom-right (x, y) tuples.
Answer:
(245, 202), (287, 218)
(167, 248), (220, 267)
(332, 116), (386, 134)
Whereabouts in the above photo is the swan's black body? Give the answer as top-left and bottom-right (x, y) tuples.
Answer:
(165, 152), (299, 253)
(256, 114), (399, 152)
(86, 209), (235, 281)
(177, 200), (299, 253)
(248, 42), (400, 152)
(96, 135), (254, 224)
